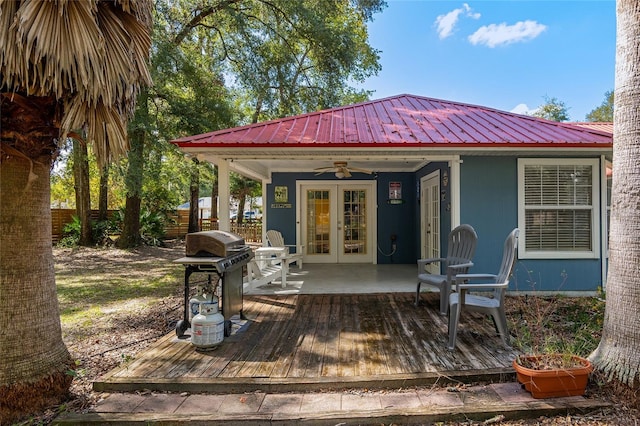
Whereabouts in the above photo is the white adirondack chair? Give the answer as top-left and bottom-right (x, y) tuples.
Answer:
(265, 229), (304, 269)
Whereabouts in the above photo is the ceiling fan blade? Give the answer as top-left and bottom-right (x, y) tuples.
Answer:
(349, 167), (373, 174)
(342, 168), (352, 178)
(313, 167), (335, 172)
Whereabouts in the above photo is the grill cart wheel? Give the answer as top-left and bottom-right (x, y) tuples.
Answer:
(176, 320), (188, 338)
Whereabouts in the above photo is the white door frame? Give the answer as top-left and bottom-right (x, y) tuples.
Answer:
(297, 180), (377, 264)
(420, 171), (441, 274)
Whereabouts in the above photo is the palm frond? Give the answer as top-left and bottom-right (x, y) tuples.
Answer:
(62, 97), (128, 169)
(0, 0), (152, 165)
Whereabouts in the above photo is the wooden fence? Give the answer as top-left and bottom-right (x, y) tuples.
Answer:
(51, 209), (262, 244)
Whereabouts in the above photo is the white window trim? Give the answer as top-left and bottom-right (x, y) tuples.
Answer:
(517, 158), (601, 259)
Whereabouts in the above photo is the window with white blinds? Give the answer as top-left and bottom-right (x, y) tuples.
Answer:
(518, 159), (600, 259)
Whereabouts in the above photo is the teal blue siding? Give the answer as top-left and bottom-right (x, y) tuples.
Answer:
(265, 174), (300, 246)
(460, 156), (603, 292)
(375, 173), (416, 264)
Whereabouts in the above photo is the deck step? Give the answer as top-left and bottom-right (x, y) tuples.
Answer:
(54, 382), (612, 425)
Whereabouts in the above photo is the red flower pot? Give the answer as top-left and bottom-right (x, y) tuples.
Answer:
(513, 354), (593, 399)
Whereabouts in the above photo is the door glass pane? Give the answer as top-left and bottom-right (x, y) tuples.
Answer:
(306, 190), (330, 254)
(343, 189), (367, 254)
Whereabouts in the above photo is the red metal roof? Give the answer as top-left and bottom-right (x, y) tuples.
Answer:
(172, 94), (612, 149)
(569, 122), (613, 134)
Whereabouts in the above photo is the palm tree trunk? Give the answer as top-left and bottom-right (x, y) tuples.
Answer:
(589, 0), (640, 387)
(0, 152), (72, 422)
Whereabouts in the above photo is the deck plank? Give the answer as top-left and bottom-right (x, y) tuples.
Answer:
(320, 295), (341, 377)
(181, 295), (281, 378)
(288, 295), (324, 377)
(268, 295), (314, 378)
(234, 295), (297, 378)
(337, 295), (357, 377)
(303, 295), (331, 377)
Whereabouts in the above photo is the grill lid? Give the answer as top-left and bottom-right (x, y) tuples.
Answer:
(185, 230), (246, 257)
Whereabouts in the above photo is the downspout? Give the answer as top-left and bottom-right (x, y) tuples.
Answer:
(600, 155), (608, 290)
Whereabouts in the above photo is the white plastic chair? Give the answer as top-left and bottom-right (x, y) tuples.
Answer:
(447, 228), (519, 350)
(265, 229), (304, 269)
(416, 224), (478, 315)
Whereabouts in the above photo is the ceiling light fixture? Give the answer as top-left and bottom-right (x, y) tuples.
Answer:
(335, 171), (345, 179)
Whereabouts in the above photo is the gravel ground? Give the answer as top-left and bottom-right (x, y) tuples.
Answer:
(12, 242), (639, 425)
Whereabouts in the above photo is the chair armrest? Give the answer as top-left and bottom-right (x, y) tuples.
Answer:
(455, 273), (508, 291)
(454, 273), (497, 283)
(418, 257), (445, 267)
(445, 261), (474, 281)
(284, 244), (304, 254)
(255, 247), (287, 258)
(447, 262), (474, 272)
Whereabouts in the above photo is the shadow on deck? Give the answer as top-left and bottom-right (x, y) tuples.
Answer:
(95, 292), (519, 394)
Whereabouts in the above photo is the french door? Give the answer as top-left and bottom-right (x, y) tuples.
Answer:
(420, 172), (441, 273)
(299, 181), (376, 263)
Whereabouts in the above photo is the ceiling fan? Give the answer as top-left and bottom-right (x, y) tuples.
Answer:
(314, 161), (373, 179)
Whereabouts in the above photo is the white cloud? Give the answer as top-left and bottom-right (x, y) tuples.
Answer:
(510, 103), (535, 116)
(435, 3), (480, 40)
(468, 20), (547, 47)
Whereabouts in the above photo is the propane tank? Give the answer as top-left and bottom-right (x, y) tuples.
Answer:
(191, 300), (224, 350)
(188, 285), (208, 324)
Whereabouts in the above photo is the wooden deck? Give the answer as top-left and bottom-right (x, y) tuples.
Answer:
(95, 293), (519, 393)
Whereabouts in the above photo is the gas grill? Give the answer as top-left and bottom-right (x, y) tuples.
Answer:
(174, 230), (254, 338)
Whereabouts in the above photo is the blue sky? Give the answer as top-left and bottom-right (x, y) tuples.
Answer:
(358, 1), (615, 121)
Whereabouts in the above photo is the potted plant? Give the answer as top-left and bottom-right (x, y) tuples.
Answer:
(513, 353), (593, 398)
(509, 283), (602, 399)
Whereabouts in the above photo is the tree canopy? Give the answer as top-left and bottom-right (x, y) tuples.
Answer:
(586, 90), (614, 122)
(531, 96), (570, 122)
(96, 0), (386, 246)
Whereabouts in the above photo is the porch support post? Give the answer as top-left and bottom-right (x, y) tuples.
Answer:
(262, 180), (268, 245)
(450, 156), (461, 228)
(218, 160), (231, 232)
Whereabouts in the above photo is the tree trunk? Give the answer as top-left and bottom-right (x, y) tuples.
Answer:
(117, 128), (143, 248)
(0, 154), (73, 423)
(589, 0), (640, 388)
(117, 94), (147, 248)
(117, 130), (144, 248)
(98, 164), (109, 222)
(237, 193), (246, 225)
(73, 138), (93, 246)
(188, 159), (200, 233)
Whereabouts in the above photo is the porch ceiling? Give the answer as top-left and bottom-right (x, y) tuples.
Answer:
(184, 149), (437, 180)
(180, 145), (610, 181)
